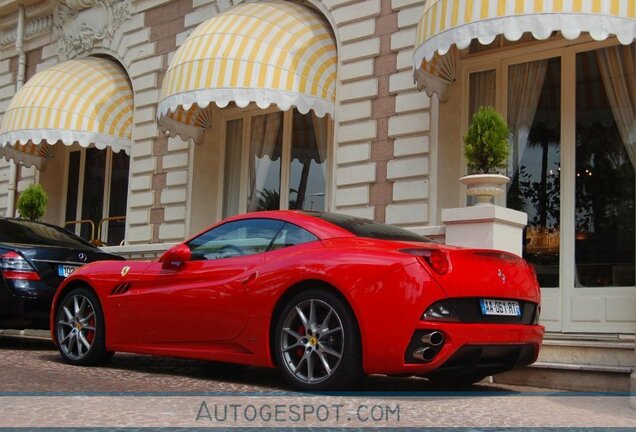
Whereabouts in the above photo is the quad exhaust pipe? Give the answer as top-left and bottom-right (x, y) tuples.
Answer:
(413, 346), (437, 361)
(412, 331), (445, 362)
(420, 331), (444, 347)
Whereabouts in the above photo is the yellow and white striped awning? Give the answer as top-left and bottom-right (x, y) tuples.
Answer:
(0, 57), (132, 169)
(158, 0), (337, 144)
(413, 0), (636, 101)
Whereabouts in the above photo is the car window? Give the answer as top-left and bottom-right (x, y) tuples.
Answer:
(187, 219), (285, 260)
(270, 223), (318, 250)
(0, 219), (94, 249)
(305, 212), (432, 242)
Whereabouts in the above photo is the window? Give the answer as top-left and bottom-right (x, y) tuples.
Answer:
(574, 46), (635, 287)
(270, 223), (318, 250)
(463, 41), (635, 289)
(188, 219), (285, 260)
(220, 105), (331, 218)
(309, 212), (432, 242)
(505, 57), (562, 287)
(0, 219), (93, 249)
(64, 147), (129, 246)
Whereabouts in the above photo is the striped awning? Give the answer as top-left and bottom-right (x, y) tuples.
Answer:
(158, 0), (337, 144)
(0, 57), (132, 169)
(413, 0), (636, 101)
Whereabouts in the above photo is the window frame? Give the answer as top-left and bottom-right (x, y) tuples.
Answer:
(213, 104), (334, 219)
(62, 146), (127, 243)
(458, 37), (635, 333)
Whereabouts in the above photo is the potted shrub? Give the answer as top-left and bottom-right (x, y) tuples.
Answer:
(17, 184), (48, 221)
(460, 106), (511, 205)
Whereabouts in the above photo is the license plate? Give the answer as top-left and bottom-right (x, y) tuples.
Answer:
(58, 265), (79, 278)
(480, 299), (521, 316)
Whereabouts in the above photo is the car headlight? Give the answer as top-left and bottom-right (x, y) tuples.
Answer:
(422, 300), (459, 322)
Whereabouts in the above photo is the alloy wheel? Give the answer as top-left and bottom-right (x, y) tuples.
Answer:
(57, 293), (97, 361)
(279, 298), (345, 384)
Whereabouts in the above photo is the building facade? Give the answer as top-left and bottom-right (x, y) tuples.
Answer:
(0, 0), (634, 388)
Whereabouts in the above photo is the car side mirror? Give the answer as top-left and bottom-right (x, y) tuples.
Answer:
(159, 244), (191, 268)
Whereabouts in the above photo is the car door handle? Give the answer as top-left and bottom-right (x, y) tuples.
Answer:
(240, 272), (257, 285)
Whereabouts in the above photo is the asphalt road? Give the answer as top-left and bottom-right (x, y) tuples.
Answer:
(1, 335), (634, 429)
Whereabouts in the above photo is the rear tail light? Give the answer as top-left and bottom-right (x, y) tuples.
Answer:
(402, 248), (451, 275)
(0, 251), (41, 281)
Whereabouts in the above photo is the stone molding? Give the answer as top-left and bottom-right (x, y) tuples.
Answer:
(0, 1), (56, 48)
(54, 0), (131, 57)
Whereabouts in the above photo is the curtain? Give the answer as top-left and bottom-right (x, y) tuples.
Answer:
(222, 119), (243, 217)
(247, 112), (283, 212)
(507, 60), (549, 176)
(292, 112), (329, 210)
(311, 113), (329, 165)
(596, 44), (636, 168)
(468, 69), (496, 119)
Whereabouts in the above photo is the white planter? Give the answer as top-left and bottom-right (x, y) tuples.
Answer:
(459, 174), (510, 205)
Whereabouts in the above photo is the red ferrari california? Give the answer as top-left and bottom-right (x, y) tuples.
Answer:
(51, 211), (543, 390)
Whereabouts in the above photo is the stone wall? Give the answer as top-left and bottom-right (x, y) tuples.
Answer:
(0, 0), (437, 241)
(330, 0), (432, 231)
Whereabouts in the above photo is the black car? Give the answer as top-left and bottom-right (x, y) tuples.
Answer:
(0, 218), (124, 329)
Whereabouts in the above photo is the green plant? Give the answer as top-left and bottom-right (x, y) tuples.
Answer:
(17, 184), (48, 221)
(463, 106), (511, 174)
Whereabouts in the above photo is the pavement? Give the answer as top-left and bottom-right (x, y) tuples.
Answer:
(0, 334), (634, 429)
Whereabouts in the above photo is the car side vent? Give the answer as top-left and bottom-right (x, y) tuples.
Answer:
(111, 283), (131, 295)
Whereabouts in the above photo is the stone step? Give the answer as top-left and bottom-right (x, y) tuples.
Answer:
(494, 365), (631, 392)
(495, 335), (634, 392)
(537, 338), (634, 368)
(0, 329), (50, 339)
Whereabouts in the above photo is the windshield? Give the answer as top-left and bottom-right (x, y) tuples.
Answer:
(0, 219), (95, 249)
(306, 212), (432, 243)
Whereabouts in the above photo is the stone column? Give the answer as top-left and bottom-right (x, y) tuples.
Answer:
(441, 205), (527, 256)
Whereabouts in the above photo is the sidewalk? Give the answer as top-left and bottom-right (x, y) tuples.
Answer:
(1, 392), (634, 428)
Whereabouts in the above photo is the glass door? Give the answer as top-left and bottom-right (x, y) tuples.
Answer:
(499, 43), (635, 333)
(564, 44), (635, 333)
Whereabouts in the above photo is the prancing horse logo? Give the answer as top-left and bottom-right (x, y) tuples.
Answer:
(121, 266), (130, 278)
(498, 269), (506, 284)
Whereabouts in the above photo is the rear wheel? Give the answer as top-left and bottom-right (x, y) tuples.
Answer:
(274, 289), (362, 391)
(55, 287), (112, 365)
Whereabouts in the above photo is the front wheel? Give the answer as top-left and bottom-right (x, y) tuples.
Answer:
(55, 287), (112, 366)
(274, 289), (362, 391)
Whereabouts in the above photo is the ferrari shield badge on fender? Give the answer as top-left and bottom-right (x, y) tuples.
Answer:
(121, 266), (130, 278)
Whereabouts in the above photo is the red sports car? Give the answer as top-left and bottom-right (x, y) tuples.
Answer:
(51, 211), (543, 390)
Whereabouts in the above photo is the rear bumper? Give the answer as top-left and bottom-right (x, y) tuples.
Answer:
(364, 322), (544, 376)
(0, 280), (54, 329)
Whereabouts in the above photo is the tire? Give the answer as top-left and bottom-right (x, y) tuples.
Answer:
(273, 289), (362, 391)
(55, 287), (112, 366)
